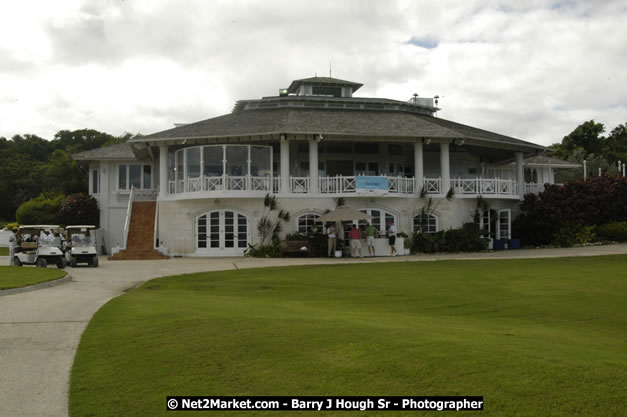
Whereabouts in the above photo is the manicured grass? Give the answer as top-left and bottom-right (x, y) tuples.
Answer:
(70, 256), (627, 417)
(0, 266), (66, 290)
(0, 246), (8, 256)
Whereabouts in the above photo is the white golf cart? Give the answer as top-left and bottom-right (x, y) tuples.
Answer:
(14, 225), (67, 269)
(64, 225), (99, 267)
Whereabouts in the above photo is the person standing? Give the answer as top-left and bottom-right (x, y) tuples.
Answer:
(387, 221), (397, 256)
(365, 222), (378, 257)
(348, 223), (362, 257)
(8, 227), (17, 266)
(327, 223), (337, 257)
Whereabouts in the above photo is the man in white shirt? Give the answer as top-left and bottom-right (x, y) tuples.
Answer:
(8, 228), (17, 266)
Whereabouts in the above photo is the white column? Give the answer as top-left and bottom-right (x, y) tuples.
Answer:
(159, 144), (168, 198)
(440, 142), (450, 195)
(280, 136), (290, 193)
(414, 141), (424, 194)
(515, 151), (524, 199)
(100, 161), (110, 254)
(308, 137), (319, 193)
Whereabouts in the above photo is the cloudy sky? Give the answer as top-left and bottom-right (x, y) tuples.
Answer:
(1, 0), (625, 146)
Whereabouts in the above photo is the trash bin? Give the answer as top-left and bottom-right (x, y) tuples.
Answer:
(493, 239), (505, 250)
(509, 238), (521, 249)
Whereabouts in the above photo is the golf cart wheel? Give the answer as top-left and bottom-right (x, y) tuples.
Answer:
(91, 256), (99, 268)
(57, 258), (67, 269)
(70, 257), (77, 268)
(14, 256), (22, 267)
(36, 257), (48, 268)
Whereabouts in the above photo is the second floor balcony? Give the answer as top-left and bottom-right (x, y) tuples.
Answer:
(166, 174), (530, 199)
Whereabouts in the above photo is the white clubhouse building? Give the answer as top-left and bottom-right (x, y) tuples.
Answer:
(73, 76), (577, 256)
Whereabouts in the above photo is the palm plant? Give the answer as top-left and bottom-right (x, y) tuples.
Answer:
(257, 193), (290, 244)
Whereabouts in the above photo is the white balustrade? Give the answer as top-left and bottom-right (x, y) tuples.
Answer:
(423, 178), (441, 194)
(163, 174), (530, 197)
(290, 177), (310, 193)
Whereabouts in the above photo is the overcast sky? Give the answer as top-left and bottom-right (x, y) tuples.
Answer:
(1, 0), (625, 146)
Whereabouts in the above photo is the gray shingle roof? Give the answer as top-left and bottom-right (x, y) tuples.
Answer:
(287, 76), (363, 93)
(72, 143), (136, 161)
(522, 155), (581, 167)
(136, 107), (545, 151)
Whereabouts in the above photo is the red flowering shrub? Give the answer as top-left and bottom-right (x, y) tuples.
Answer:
(513, 175), (627, 246)
(59, 193), (100, 226)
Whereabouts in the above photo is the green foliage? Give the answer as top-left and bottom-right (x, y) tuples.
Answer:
(243, 240), (280, 258)
(514, 176), (627, 246)
(552, 224), (597, 248)
(412, 223), (488, 253)
(15, 193), (65, 225)
(257, 193), (290, 244)
(0, 128), (131, 220)
(59, 193), (100, 226)
(554, 120), (605, 157)
(596, 222), (627, 242)
(44, 149), (86, 195)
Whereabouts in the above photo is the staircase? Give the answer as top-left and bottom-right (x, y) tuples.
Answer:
(109, 201), (168, 260)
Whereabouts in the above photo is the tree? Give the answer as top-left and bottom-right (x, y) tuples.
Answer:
(59, 193), (99, 226)
(605, 123), (627, 165)
(553, 120), (605, 159)
(43, 149), (87, 195)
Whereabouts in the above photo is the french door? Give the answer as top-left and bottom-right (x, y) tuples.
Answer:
(197, 210), (248, 255)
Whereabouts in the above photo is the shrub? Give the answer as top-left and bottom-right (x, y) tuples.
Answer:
(244, 239), (280, 258)
(515, 175), (627, 246)
(412, 223), (488, 254)
(15, 193), (64, 225)
(596, 222), (627, 242)
(59, 193), (100, 226)
(412, 231), (445, 253)
(552, 224), (597, 247)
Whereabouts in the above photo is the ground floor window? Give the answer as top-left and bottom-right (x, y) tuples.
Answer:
(296, 213), (321, 235)
(196, 210), (248, 250)
(413, 213), (439, 234)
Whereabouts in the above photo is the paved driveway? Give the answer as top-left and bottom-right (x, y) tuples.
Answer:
(1, 244), (627, 417)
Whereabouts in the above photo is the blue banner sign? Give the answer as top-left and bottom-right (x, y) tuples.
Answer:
(355, 176), (388, 190)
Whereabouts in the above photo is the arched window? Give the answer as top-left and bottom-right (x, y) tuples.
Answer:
(413, 213), (439, 234)
(357, 208), (397, 235)
(296, 213), (321, 235)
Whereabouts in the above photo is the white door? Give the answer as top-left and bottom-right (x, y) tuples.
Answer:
(197, 210), (248, 255)
(497, 209), (511, 240)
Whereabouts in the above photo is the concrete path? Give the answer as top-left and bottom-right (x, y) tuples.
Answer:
(1, 244), (626, 417)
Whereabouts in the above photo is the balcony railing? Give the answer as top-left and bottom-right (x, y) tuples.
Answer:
(165, 175), (530, 197)
(453, 178), (517, 196)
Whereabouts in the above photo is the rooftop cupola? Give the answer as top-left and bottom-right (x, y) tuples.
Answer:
(286, 76), (363, 98)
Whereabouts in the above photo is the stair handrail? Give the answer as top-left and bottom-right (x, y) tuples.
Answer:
(153, 200), (159, 251)
(123, 186), (135, 249)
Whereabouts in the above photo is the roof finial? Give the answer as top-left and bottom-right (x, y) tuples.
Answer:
(329, 61), (332, 78)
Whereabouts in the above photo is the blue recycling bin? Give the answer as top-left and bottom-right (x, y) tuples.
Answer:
(493, 239), (506, 251)
(509, 238), (521, 249)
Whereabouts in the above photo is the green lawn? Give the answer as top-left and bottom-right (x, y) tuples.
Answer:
(0, 266), (66, 290)
(0, 246), (8, 256)
(70, 256), (627, 417)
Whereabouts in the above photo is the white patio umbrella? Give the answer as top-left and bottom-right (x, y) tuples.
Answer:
(318, 206), (372, 223)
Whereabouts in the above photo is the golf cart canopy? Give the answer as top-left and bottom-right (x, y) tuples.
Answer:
(19, 225), (64, 234)
(66, 225), (97, 231)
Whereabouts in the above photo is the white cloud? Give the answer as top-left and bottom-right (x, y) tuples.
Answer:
(0, 0), (625, 146)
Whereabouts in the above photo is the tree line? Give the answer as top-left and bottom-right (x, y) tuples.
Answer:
(0, 129), (135, 222)
(552, 120), (627, 182)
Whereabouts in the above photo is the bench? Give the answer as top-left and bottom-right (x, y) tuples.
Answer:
(279, 240), (309, 257)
